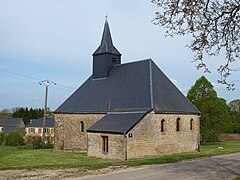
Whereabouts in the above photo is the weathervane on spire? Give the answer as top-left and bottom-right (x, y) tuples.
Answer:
(105, 15), (108, 21)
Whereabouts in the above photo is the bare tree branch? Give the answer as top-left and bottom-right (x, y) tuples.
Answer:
(152, 0), (240, 90)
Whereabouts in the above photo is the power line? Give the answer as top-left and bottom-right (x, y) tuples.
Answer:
(55, 83), (75, 90)
(0, 68), (75, 90)
(0, 68), (41, 81)
(0, 73), (36, 84)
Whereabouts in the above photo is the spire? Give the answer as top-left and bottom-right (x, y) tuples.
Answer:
(93, 19), (121, 55)
(92, 19), (121, 79)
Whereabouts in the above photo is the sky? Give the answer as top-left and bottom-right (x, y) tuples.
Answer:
(0, 0), (239, 112)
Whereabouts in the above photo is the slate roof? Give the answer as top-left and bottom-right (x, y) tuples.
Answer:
(87, 111), (149, 134)
(0, 118), (25, 133)
(0, 118), (24, 127)
(55, 59), (200, 114)
(93, 20), (121, 55)
(27, 118), (54, 128)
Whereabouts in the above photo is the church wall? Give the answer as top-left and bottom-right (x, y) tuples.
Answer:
(127, 112), (200, 159)
(87, 132), (125, 160)
(54, 113), (105, 151)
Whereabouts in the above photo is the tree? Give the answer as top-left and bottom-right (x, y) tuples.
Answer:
(228, 99), (240, 133)
(12, 107), (44, 125)
(187, 76), (232, 142)
(5, 131), (25, 146)
(0, 132), (5, 145)
(152, 0), (240, 89)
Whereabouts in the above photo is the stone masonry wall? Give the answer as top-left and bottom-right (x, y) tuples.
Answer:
(127, 112), (200, 159)
(54, 113), (104, 151)
(87, 133), (125, 160)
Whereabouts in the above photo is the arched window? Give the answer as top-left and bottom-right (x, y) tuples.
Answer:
(161, 119), (165, 132)
(190, 119), (193, 130)
(80, 121), (84, 132)
(176, 118), (180, 131)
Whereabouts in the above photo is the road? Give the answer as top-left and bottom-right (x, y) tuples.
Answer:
(81, 153), (240, 180)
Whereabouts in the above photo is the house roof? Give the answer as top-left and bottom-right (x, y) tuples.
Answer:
(3, 127), (20, 133)
(0, 118), (25, 133)
(55, 59), (200, 114)
(27, 118), (54, 128)
(0, 118), (24, 127)
(93, 20), (121, 56)
(87, 111), (149, 134)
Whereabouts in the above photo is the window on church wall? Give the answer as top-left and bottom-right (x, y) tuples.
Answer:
(161, 119), (165, 132)
(176, 118), (180, 131)
(102, 136), (109, 153)
(80, 121), (84, 133)
(190, 119), (193, 130)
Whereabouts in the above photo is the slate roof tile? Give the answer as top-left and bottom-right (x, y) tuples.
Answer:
(55, 59), (200, 114)
(87, 111), (149, 134)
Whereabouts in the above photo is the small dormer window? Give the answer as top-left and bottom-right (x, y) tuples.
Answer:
(112, 57), (116, 62)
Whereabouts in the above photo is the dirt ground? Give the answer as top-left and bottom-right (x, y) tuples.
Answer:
(0, 166), (129, 180)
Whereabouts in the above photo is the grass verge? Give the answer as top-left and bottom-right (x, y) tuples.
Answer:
(0, 141), (239, 170)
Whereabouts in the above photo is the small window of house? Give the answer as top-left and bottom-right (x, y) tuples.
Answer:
(43, 128), (48, 134)
(80, 121), (84, 132)
(38, 128), (42, 133)
(190, 119), (193, 130)
(30, 128), (35, 134)
(161, 119), (165, 132)
(102, 136), (109, 153)
(128, 133), (133, 138)
(176, 118), (180, 131)
(50, 128), (53, 134)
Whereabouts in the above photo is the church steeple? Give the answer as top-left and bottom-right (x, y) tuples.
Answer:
(92, 20), (121, 79)
(93, 19), (121, 55)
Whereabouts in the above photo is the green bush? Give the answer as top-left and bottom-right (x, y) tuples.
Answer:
(0, 132), (5, 145)
(5, 131), (25, 146)
(31, 136), (42, 149)
(43, 143), (54, 149)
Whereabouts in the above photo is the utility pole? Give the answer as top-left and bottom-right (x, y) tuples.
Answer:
(39, 80), (56, 147)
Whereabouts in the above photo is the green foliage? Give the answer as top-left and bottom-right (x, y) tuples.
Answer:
(12, 107), (44, 125)
(187, 76), (233, 142)
(228, 99), (240, 134)
(31, 137), (42, 149)
(0, 132), (5, 145)
(5, 131), (25, 146)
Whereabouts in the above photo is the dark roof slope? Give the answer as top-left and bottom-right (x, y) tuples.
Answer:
(150, 61), (200, 114)
(55, 59), (200, 114)
(56, 60), (152, 113)
(87, 111), (148, 134)
(27, 118), (54, 128)
(0, 118), (25, 133)
(93, 20), (121, 55)
(0, 118), (24, 127)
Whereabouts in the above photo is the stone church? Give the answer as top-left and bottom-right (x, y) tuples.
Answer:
(54, 20), (200, 160)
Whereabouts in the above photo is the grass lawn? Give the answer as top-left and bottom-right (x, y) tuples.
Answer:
(0, 141), (240, 170)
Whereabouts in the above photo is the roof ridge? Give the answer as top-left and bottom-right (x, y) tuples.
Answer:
(113, 58), (153, 67)
(108, 111), (148, 114)
(149, 60), (154, 109)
